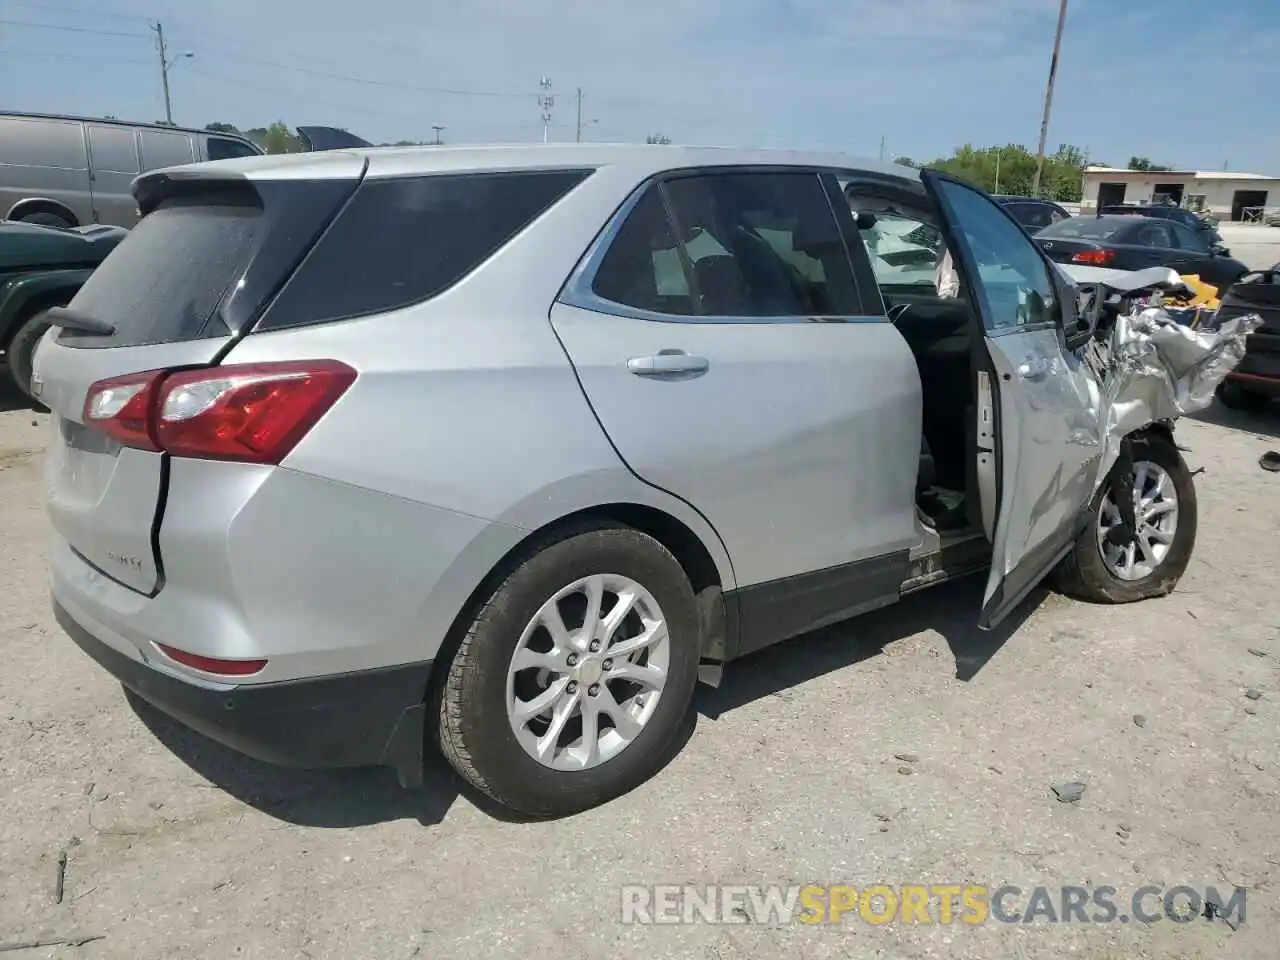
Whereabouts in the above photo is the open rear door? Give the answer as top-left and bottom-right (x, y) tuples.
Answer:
(920, 170), (1102, 629)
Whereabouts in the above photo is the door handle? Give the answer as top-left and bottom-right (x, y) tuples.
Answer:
(1017, 358), (1052, 381)
(626, 350), (709, 378)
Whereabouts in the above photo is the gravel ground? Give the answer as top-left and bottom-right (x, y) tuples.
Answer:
(1, 379), (1278, 960)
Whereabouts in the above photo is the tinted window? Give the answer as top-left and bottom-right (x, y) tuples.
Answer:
(207, 136), (259, 161)
(663, 173), (859, 316)
(593, 187), (697, 314)
(139, 130), (195, 169)
(0, 117), (87, 169)
(61, 196), (260, 348)
(936, 180), (1057, 331)
(593, 173), (859, 318)
(261, 170), (590, 330)
(88, 125), (139, 173)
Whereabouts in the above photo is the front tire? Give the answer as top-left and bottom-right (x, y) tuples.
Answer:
(1216, 380), (1271, 413)
(5, 309), (55, 400)
(437, 526), (700, 817)
(1054, 432), (1197, 604)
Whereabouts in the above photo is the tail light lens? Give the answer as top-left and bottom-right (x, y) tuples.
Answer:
(82, 360), (356, 464)
(1071, 249), (1116, 266)
(82, 372), (164, 451)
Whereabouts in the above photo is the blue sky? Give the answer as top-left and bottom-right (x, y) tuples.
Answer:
(1, 0), (1277, 172)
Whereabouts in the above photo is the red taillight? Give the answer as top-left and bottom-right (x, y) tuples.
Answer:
(155, 643), (267, 677)
(1071, 249), (1116, 266)
(82, 370), (165, 451)
(82, 360), (356, 464)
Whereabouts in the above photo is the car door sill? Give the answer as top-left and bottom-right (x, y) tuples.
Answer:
(725, 550), (909, 660)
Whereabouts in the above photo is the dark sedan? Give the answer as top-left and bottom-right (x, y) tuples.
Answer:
(1032, 215), (1249, 291)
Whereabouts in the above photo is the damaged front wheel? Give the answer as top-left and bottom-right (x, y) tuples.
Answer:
(1054, 432), (1198, 604)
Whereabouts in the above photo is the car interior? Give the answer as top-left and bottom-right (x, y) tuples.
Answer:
(845, 190), (985, 537)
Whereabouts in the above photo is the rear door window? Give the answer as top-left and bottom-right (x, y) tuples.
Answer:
(591, 171), (861, 318)
(0, 117), (87, 169)
(139, 129), (195, 169)
(259, 169), (592, 330)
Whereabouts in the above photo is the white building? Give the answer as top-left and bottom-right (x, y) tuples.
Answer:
(1080, 166), (1280, 221)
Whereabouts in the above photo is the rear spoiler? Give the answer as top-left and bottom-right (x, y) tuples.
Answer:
(296, 126), (373, 151)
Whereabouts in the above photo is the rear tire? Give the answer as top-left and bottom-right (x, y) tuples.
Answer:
(437, 525), (700, 818)
(17, 210), (74, 229)
(5, 309), (55, 400)
(1054, 432), (1197, 604)
(1216, 380), (1271, 413)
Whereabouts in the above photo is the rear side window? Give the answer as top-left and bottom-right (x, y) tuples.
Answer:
(591, 172), (861, 318)
(1039, 218), (1126, 240)
(0, 117), (87, 169)
(259, 169), (591, 330)
(139, 130), (195, 169)
(60, 196), (260, 347)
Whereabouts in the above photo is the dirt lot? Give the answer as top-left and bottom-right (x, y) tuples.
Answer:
(1, 378), (1278, 960)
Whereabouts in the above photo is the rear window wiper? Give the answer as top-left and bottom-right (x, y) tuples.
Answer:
(46, 307), (116, 336)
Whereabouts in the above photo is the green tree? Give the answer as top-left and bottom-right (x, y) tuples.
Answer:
(925, 142), (1087, 202)
(1127, 156), (1172, 172)
(243, 121), (303, 155)
(204, 122), (239, 133)
(893, 156), (917, 168)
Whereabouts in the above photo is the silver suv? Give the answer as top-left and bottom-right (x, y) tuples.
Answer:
(37, 146), (1198, 817)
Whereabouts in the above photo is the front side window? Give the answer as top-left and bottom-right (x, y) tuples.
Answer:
(845, 201), (943, 290)
(934, 179), (1058, 332)
(591, 171), (861, 318)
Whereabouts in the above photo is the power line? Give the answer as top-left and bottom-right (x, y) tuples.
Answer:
(0, 46), (150, 64)
(0, 17), (148, 39)
(193, 45), (533, 100)
(6, 0), (144, 22)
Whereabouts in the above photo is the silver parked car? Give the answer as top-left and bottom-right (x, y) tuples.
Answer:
(37, 145), (1200, 817)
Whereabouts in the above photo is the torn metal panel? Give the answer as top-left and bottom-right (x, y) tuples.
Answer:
(1079, 280), (1263, 482)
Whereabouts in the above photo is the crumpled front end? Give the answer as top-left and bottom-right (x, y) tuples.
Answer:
(1081, 285), (1264, 479)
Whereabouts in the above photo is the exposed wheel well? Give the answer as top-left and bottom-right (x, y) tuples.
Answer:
(424, 503), (727, 707)
(6, 199), (78, 227)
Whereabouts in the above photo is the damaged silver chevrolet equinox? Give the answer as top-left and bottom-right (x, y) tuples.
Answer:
(37, 146), (1211, 816)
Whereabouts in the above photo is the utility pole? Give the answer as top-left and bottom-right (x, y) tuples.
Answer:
(993, 147), (1002, 194)
(878, 135), (886, 162)
(538, 77), (554, 144)
(152, 21), (173, 125)
(431, 125), (445, 145)
(576, 87), (583, 143)
(150, 21), (192, 125)
(1031, 0), (1069, 197)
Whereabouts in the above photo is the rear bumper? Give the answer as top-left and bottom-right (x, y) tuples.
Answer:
(54, 600), (431, 787)
(1226, 330), (1280, 393)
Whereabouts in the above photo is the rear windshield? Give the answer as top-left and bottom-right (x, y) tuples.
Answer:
(1036, 218), (1126, 240)
(59, 196), (260, 348)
